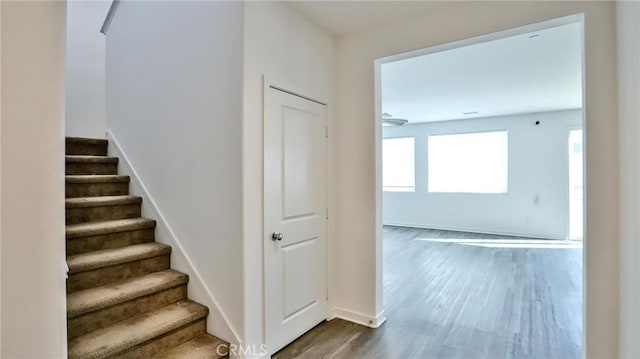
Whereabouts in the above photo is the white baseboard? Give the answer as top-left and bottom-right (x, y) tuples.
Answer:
(106, 130), (241, 346)
(382, 221), (562, 240)
(330, 307), (387, 328)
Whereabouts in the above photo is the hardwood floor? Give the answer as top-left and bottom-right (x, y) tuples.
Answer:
(273, 226), (583, 359)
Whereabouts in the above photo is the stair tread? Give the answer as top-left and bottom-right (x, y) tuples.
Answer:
(67, 243), (171, 273)
(67, 270), (188, 318)
(156, 334), (228, 359)
(66, 155), (118, 163)
(66, 137), (108, 146)
(66, 175), (130, 183)
(66, 195), (141, 208)
(66, 218), (156, 239)
(68, 300), (208, 359)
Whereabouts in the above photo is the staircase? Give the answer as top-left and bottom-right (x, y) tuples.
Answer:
(65, 137), (228, 359)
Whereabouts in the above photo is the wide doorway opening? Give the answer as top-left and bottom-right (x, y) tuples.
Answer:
(378, 16), (584, 357)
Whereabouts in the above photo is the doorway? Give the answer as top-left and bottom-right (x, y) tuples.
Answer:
(376, 15), (585, 357)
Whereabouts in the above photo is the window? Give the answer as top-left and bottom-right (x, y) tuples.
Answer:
(428, 130), (508, 193)
(383, 137), (415, 192)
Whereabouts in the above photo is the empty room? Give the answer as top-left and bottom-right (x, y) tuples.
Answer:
(379, 20), (584, 357)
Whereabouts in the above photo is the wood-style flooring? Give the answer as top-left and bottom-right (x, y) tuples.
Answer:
(273, 226), (583, 359)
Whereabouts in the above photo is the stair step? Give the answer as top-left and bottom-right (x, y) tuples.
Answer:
(66, 137), (108, 156)
(157, 334), (229, 359)
(67, 243), (171, 292)
(67, 270), (189, 339)
(66, 155), (118, 175)
(67, 217), (156, 238)
(66, 195), (141, 209)
(68, 300), (208, 359)
(66, 218), (156, 255)
(66, 175), (130, 198)
(68, 269), (188, 317)
(66, 195), (142, 225)
(68, 242), (169, 273)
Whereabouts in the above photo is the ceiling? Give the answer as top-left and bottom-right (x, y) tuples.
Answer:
(381, 22), (583, 124)
(284, 1), (444, 36)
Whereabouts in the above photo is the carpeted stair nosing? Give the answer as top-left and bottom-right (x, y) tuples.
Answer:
(66, 155), (118, 164)
(66, 195), (142, 209)
(67, 243), (170, 274)
(66, 137), (108, 146)
(66, 218), (157, 239)
(67, 270), (188, 318)
(67, 300), (208, 359)
(66, 175), (130, 184)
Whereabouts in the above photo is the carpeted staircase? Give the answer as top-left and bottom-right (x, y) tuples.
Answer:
(65, 137), (229, 359)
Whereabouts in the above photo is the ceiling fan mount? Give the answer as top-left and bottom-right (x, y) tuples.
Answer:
(382, 112), (409, 126)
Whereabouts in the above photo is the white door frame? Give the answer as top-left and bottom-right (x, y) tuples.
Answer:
(373, 12), (586, 354)
(262, 77), (330, 354)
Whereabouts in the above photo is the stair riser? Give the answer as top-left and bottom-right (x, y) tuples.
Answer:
(66, 143), (108, 156)
(67, 229), (155, 256)
(66, 182), (129, 198)
(66, 204), (141, 225)
(68, 285), (188, 340)
(118, 319), (207, 359)
(67, 255), (170, 293)
(66, 162), (118, 175)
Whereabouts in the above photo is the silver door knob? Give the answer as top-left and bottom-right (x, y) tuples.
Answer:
(272, 232), (283, 241)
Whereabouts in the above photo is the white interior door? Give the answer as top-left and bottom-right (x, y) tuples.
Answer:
(264, 85), (328, 355)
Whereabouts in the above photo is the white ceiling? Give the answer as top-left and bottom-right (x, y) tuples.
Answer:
(381, 22), (583, 124)
(284, 1), (444, 36)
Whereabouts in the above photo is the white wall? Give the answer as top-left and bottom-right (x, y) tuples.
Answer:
(1, 1), (68, 357)
(334, 2), (619, 357)
(617, 1), (640, 357)
(66, 0), (110, 138)
(383, 110), (582, 239)
(242, 2), (334, 354)
(105, 0), (244, 345)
